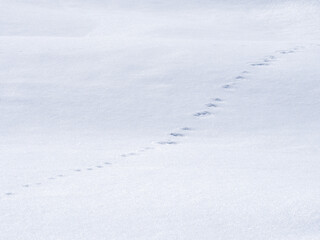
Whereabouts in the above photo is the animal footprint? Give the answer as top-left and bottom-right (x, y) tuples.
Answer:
(104, 162), (111, 165)
(279, 50), (294, 54)
(223, 84), (233, 89)
(96, 166), (103, 168)
(251, 63), (269, 66)
(121, 153), (137, 158)
(206, 103), (217, 108)
(170, 133), (184, 137)
(194, 111), (211, 117)
(266, 55), (276, 60)
(181, 127), (193, 131)
(158, 141), (177, 145)
(5, 192), (14, 196)
(213, 98), (222, 102)
(293, 46), (303, 51)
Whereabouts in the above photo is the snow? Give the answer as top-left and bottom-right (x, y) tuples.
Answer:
(1, 1), (320, 239)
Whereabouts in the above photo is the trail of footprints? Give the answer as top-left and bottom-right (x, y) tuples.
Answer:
(4, 46), (304, 197)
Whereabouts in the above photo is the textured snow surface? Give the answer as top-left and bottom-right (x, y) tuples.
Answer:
(1, 1), (320, 239)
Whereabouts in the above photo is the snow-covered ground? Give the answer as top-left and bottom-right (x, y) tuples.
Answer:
(1, 1), (320, 239)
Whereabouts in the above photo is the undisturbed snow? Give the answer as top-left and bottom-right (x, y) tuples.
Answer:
(0, 1), (320, 239)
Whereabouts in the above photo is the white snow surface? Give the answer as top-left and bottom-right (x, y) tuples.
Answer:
(1, 1), (320, 239)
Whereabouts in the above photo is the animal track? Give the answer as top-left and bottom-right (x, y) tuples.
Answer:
(194, 111), (211, 117)
(170, 133), (184, 137)
(5, 46), (304, 197)
(251, 63), (269, 66)
(223, 84), (233, 89)
(264, 55), (276, 60)
(279, 50), (294, 54)
(158, 141), (177, 145)
(206, 103), (217, 108)
(121, 152), (138, 158)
